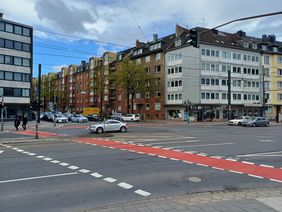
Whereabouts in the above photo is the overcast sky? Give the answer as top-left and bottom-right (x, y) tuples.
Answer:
(0, 0), (281, 75)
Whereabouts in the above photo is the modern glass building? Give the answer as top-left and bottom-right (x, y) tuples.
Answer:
(0, 13), (33, 120)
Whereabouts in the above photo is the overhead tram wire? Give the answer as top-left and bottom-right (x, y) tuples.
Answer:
(122, 0), (148, 42)
(34, 29), (131, 48)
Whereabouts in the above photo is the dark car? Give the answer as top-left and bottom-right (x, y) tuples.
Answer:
(87, 114), (104, 122)
(242, 117), (270, 127)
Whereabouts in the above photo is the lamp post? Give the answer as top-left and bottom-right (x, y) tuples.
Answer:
(0, 96), (4, 131)
(184, 100), (190, 123)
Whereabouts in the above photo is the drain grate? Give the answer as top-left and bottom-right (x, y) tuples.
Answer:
(224, 185), (241, 192)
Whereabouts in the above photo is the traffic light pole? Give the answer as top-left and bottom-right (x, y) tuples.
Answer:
(35, 64), (42, 139)
(227, 70), (231, 120)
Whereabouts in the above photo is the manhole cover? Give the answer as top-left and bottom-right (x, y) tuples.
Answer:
(187, 177), (202, 183)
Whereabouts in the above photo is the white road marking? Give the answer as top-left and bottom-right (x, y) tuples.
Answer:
(22, 151), (29, 154)
(270, 179), (282, 183)
(118, 182), (133, 189)
(212, 167), (224, 171)
(226, 158), (238, 161)
(248, 174), (264, 179)
(103, 177), (117, 183)
(0, 150), (4, 154)
(242, 161), (254, 165)
(197, 153), (207, 156)
(182, 160), (193, 164)
(170, 143), (234, 148)
(134, 189), (151, 197)
(28, 153), (36, 156)
(12, 147), (19, 150)
(79, 169), (90, 173)
(147, 153), (156, 156)
(260, 164), (274, 168)
(6, 145), (11, 148)
(59, 162), (70, 166)
(68, 165), (79, 170)
(16, 149), (24, 152)
(229, 170), (243, 174)
(158, 156), (167, 159)
(0, 172), (78, 184)
(237, 151), (282, 158)
(137, 152), (145, 154)
(51, 160), (60, 164)
(91, 144), (96, 146)
(196, 163), (208, 167)
(146, 140), (200, 145)
(91, 172), (103, 178)
(43, 157), (53, 161)
(259, 140), (274, 143)
(36, 155), (45, 158)
(170, 158), (180, 161)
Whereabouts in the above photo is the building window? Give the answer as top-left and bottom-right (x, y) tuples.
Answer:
(14, 88), (21, 97)
(264, 56), (270, 64)
(155, 91), (161, 97)
(22, 58), (30, 67)
(5, 23), (13, 33)
(146, 103), (150, 110)
(145, 56), (150, 63)
(5, 40), (13, 49)
(14, 73), (22, 81)
(277, 81), (282, 88)
(0, 88), (3, 96)
(155, 65), (161, 73)
(22, 27), (30, 37)
(175, 39), (181, 47)
(14, 26), (22, 35)
(277, 69), (282, 76)
(5, 56), (13, 64)
(0, 71), (4, 79)
(14, 57), (22, 66)
(222, 93), (227, 99)
(22, 43), (30, 52)
(0, 22), (4, 31)
(5, 72), (13, 80)
(277, 57), (282, 64)
(201, 93), (205, 99)
(154, 103), (161, 110)
(156, 53), (161, 60)
(278, 94), (282, 101)
(146, 92), (150, 98)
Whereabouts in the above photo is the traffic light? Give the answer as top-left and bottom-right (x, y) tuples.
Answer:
(189, 28), (198, 48)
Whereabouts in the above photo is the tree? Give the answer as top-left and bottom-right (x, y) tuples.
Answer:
(112, 58), (155, 114)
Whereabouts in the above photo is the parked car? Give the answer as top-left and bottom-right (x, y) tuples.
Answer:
(121, 114), (140, 122)
(41, 112), (54, 121)
(228, 116), (252, 126)
(89, 119), (127, 134)
(63, 112), (74, 121)
(242, 117), (269, 127)
(71, 114), (88, 123)
(87, 114), (104, 122)
(52, 114), (68, 123)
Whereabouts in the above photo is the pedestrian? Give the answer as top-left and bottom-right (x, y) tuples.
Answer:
(210, 111), (215, 122)
(22, 115), (28, 130)
(14, 115), (21, 131)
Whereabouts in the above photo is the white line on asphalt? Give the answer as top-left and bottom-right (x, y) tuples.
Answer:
(169, 142), (234, 148)
(259, 140), (274, 142)
(59, 162), (70, 166)
(229, 170), (243, 174)
(103, 177), (117, 183)
(182, 160), (193, 164)
(43, 157), (53, 161)
(158, 156), (167, 159)
(137, 152), (145, 154)
(212, 167), (224, 171)
(134, 189), (151, 197)
(197, 163), (208, 167)
(12, 147), (19, 150)
(28, 153), (36, 156)
(226, 158), (238, 161)
(144, 140), (200, 145)
(173, 149), (182, 152)
(270, 179), (282, 183)
(242, 161), (255, 165)
(91, 144), (96, 146)
(118, 182), (133, 189)
(147, 153), (156, 156)
(197, 153), (207, 156)
(68, 165), (79, 170)
(22, 151), (29, 154)
(51, 160), (60, 164)
(90, 172), (103, 178)
(6, 145), (11, 148)
(0, 172), (78, 184)
(248, 174), (264, 179)
(260, 164), (274, 168)
(237, 151), (282, 157)
(211, 156), (222, 159)
(79, 169), (90, 173)
(16, 149), (24, 152)
(170, 158), (180, 161)
(109, 147), (115, 149)
(36, 155), (45, 158)
(129, 150), (135, 152)
(0, 150), (4, 154)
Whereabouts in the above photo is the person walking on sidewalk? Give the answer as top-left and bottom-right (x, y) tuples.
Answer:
(22, 115), (28, 130)
(14, 115), (21, 131)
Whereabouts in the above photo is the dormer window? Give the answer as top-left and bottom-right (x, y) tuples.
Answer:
(273, 47), (278, 52)
(133, 48), (143, 56)
(261, 45), (267, 51)
(149, 42), (161, 51)
(251, 43), (257, 49)
(117, 54), (123, 61)
(175, 39), (181, 47)
(243, 42), (249, 48)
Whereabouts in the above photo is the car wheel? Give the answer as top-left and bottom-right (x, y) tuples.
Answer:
(238, 122), (242, 126)
(252, 123), (256, 127)
(265, 122), (269, 127)
(120, 126), (126, 132)
(96, 127), (104, 134)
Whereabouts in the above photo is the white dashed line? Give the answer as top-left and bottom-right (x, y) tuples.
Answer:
(182, 160), (193, 164)
(16, 149), (24, 152)
(229, 170), (243, 174)
(134, 189), (151, 197)
(118, 182), (133, 189)
(6, 145), (11, 148)
(212, 167), (224, 171)
(12, 147), (19, 150)
(270, 179), (282, 183)
(43, 157), (53, 161)
(158, 156), (167, 159)
(173, 149), (182, 152)
(197, 163), (208, 167)
(22, 151), (29, 154)
(248, 174), (264, 179)
(68, 165), (79, 170)
(36, 155), (45, 159)
(147, 153), (156, 156)
(91, 172), (103, 178)
(210, 156), (222, 159)
(51, 160), (60, 164)
(197, 153), (207, 156)
(103, 177), (117, 183)
(226, 158), (238, 161)
(242, 161), (254, 165)
(59, 162), (70, 166)
(170, 158), (180, 161)
(28, 153), (36, 156)
(91, 144), (96, 146)
(260, 164), (274, 168)
(79, 169), (90, 173)
(137, 152), (145, 154)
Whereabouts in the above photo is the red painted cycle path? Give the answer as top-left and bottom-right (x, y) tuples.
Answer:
(76, 137), (282, 183)
(15, 130), (66, 137)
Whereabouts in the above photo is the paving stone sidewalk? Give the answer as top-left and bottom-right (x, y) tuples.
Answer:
(88, 187), (282, 212)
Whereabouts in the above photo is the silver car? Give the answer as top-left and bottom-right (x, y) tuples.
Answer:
(89, 119), (127, 134)
(242, 117), (270, 127)
(71, 114), (88, 123)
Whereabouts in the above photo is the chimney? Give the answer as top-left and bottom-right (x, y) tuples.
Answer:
(135, 39), (142, 48)
(153, 33), (158, 42)
(0, 13), (3, 19)
(236, 30), (246, 37)
(268, 34), (276, 43)
(262, 34), (268, 43)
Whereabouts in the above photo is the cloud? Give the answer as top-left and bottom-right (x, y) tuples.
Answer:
(52, 64), (67, 72)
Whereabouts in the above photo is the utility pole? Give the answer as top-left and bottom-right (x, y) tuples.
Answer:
(0, 96), (4, 131)
(35, 64), (41, 139)
(227, 70), (231, 120)
(262, 66), (266, 116)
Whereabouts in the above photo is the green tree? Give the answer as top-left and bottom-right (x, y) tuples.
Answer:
(112, 58), (155, 114)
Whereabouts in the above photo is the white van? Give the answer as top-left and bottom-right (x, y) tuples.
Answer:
(122, 114), (140, 122)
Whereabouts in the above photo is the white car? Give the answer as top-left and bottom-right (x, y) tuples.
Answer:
(52, 114), (68, 123)
(71, 114), (88, 123)
(89, 119), (127, 134)
(121, 114), (140, 122)
(228, 116), (252, 126)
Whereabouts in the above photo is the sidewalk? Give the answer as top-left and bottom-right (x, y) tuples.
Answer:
(89, 187), (282, 212)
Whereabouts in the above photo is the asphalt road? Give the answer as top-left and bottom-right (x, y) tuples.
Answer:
(0, 121), (281, 212)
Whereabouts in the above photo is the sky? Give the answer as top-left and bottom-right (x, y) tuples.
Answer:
(0, 0), (282, 76)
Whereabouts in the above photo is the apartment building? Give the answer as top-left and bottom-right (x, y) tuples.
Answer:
(0, 13), (32, 119)
(165, 27), (264, 121)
